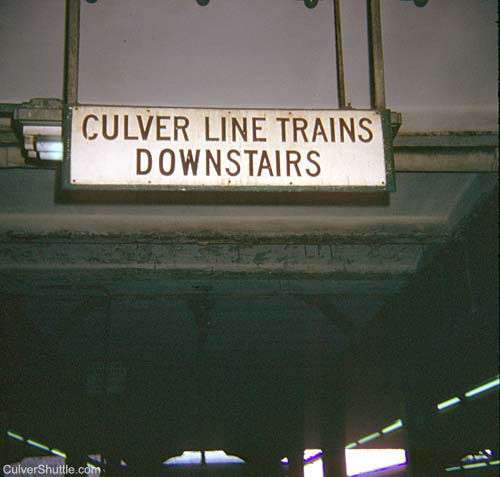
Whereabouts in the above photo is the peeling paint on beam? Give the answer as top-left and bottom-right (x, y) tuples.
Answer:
(0, 230), (449, 246)
(0, 242), (424, 276)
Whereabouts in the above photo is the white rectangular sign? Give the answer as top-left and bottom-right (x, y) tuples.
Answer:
(67, 105), (391, 190)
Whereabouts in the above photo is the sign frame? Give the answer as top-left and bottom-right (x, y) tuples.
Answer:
(61, 104), (395, 193)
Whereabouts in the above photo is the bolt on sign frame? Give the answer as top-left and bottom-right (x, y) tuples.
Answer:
(61, 0), (396, 193)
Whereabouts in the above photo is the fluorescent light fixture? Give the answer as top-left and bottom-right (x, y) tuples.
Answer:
(21, 125), (63, 162)
(7, 431), (24, 442)
(357, 432), (381, 445)
(38, 152), (63, 161)
(281, 450), (322, 465)
(463, 462), (488, 469)
(26, 439), (50, 451)
(51, 449), (67, 458)
(23, 125), (62, 136)
(464, 377), (499, 398)
(304, 449), (322, 462)
(345, 443), (357, 449)
(346, 448), (407, 476)
(490, 460), (500, 466)
(437, 397), (461, 410)
(382, 419), (403, 434)
(304, 458), (323, 477)
(35, 140), (63, 153)
(283, 449), (407, 476)
(445, 466), (461, 472)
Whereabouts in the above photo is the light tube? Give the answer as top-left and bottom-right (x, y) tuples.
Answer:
(35, 141), (63, 153)
(7, 431), (24, 442)
(357, 432), (381, 445)
(382, 419), (403, 434)
(26, 439), (50, 451)
(437, 397), (461, 410)
(464, 377), (499, 398)
(51, 449), (67, 458)
(463, 462), (488, 469)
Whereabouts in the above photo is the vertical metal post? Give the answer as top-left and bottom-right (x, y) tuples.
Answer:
(64, 0), (81, 105)
(367, 0), (386, 110)
(322, 447), (347, 477)
(333, 0), (346, 109)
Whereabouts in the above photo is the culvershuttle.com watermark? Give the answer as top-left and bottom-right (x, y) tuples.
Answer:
(3, 464), (101, 475)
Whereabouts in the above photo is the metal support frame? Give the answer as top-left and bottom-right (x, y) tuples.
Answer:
(333, 0), (346, 109)
(63, 0), (387, 113)
(288, 450), (306, 477)
(56, 0), (399, 193)
(64, 0), (81, 106)
(367, 0), (386, 110)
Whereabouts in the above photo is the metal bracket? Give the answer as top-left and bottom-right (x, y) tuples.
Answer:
(66, 0), (392, 114)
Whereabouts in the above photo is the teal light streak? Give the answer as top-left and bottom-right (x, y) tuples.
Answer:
(345, 442), (357, 449)
(464, 377), (499, 398)
(7, 431), (24, 442)
(357, 432), (381, 445)
(26, 439), (50, 452)
(463, 462), (488, 469)
(445, 466), (461, 472)
(437, 397), (461, 410)
(381, 419), (403, 434)
(51, 449), (67, 458)
(490, 460), (500, 466)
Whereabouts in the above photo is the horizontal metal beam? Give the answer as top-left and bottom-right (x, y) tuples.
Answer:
(393, 133), (499, 171)
(0, 240), (423, 278)
(393, 148), (498, 172)
(394, 133), (499, 148)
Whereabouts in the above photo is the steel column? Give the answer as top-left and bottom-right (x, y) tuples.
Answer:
(367, 0), (386, 110)
(323, 447), (347, 477)
(333, 0), (346, 109)
(64, 0), (81, 105)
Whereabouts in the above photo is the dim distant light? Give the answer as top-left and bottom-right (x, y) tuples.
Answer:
(463, 462), (488, 469)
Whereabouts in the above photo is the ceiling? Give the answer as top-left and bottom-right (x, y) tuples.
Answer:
(1, 166), (497, 464)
